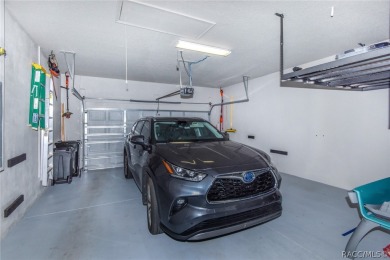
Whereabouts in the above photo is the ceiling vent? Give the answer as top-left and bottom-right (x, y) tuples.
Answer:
(116, 1), (215, 39)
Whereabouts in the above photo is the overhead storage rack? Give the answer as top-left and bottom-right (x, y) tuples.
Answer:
(275, 13), (390, 91)
(281, 47), (390, 91)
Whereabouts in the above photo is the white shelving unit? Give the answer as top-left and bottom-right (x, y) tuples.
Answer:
(39, 76), (54, 186)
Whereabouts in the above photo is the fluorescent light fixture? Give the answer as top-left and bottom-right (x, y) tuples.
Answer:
(176, 40), (231, 56)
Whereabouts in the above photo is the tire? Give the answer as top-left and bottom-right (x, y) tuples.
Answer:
(147, 176), (162, 235)
(142, 175), (148, 205)
(124, 151), (133, 179)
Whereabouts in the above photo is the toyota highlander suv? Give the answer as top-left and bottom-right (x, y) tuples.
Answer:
(124, 117), (282, 240)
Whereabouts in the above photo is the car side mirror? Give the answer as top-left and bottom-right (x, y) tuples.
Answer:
(223, 131), (230, 140)
(130, 135), (145, 146)
(131, 135), (152, 152)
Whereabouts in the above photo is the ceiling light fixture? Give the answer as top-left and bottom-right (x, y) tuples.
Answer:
(176, 40), (231, 56)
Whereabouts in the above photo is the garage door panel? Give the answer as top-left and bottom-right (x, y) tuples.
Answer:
(87, 110), (124, 126)
(156, 111), (170, 117)
(140, 111), (157, 117)
(86, 156), (123, 170)
(171, 111), (185, 117)
(87, 142), (123, 154)
(88, 110), (106, 121)
(184, 112), (208, 120)
(126, 111), (141, 121)
(108, 110), (124, 122)
(88, 127), (124, 135)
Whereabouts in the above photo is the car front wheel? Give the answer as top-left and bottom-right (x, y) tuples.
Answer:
(124, 151), (133, 179)
(147, 176), (162, 235)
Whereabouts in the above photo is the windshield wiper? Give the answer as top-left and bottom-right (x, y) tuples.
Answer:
(191, 139), (203, 142)
(166, 138), (175, 143)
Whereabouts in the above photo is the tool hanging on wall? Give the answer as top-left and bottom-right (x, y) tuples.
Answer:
(219, 88), (223, 131)
(61, 72), (73, 118)
(47, 51), (59, 100)
(48, 51), (60, 77)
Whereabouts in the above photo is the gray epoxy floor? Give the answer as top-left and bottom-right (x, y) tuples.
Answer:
(1, 168), (389, 260)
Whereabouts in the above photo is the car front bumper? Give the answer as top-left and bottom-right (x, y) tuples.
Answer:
(161, 201), (282, 241)
(155, 174), (282, 241)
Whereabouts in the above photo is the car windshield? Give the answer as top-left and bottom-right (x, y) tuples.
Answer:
(154, 120), (224, 143)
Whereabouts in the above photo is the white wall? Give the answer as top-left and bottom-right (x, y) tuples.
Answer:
(1, 0), (5, 171)
(61, 75), (221, 141)
(0, 0), (4, 82)
(0, 10), (50, 239)
(223, 72), (390, 190)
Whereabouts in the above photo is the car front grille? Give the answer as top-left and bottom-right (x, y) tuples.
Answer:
(207, 170), (276, 202)
(181, 202), (282, 236)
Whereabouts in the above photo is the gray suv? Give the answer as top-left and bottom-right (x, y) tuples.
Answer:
(124, 117), (282, 240)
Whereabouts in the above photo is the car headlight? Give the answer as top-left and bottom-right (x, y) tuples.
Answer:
(162, 160), (207, 182)
(269, 161), (282, 188)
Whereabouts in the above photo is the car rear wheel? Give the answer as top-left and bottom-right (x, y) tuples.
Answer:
(123, 151), (133, 179)
(147, 176), (162, 235)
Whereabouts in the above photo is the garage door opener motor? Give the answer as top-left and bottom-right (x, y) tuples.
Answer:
(180, 86), (194, 98)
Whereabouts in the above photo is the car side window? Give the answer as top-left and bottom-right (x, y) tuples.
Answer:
(131, 122), (138, 134)
(140, 121), (150, 141)
(134, 121), (145, 135)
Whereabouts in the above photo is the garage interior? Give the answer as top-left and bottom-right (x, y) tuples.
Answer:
(0, 1), (389, 259)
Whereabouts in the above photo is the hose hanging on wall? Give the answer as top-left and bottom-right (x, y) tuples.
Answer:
(62, 72), (73, 118)
(219, 88), (223, 131)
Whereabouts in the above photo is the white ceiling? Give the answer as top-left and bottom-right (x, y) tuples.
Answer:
(5, 0), (390, 88)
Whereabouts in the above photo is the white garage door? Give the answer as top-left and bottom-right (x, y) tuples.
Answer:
(84, 108), (208, 171)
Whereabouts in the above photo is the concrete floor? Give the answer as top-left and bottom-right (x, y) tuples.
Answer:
(1, 168), (389, 260)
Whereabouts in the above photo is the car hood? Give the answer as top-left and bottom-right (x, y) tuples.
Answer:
(155, 141), (269, 172)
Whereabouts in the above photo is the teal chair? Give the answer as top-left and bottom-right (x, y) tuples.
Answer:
(345, 177), (390, 258)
